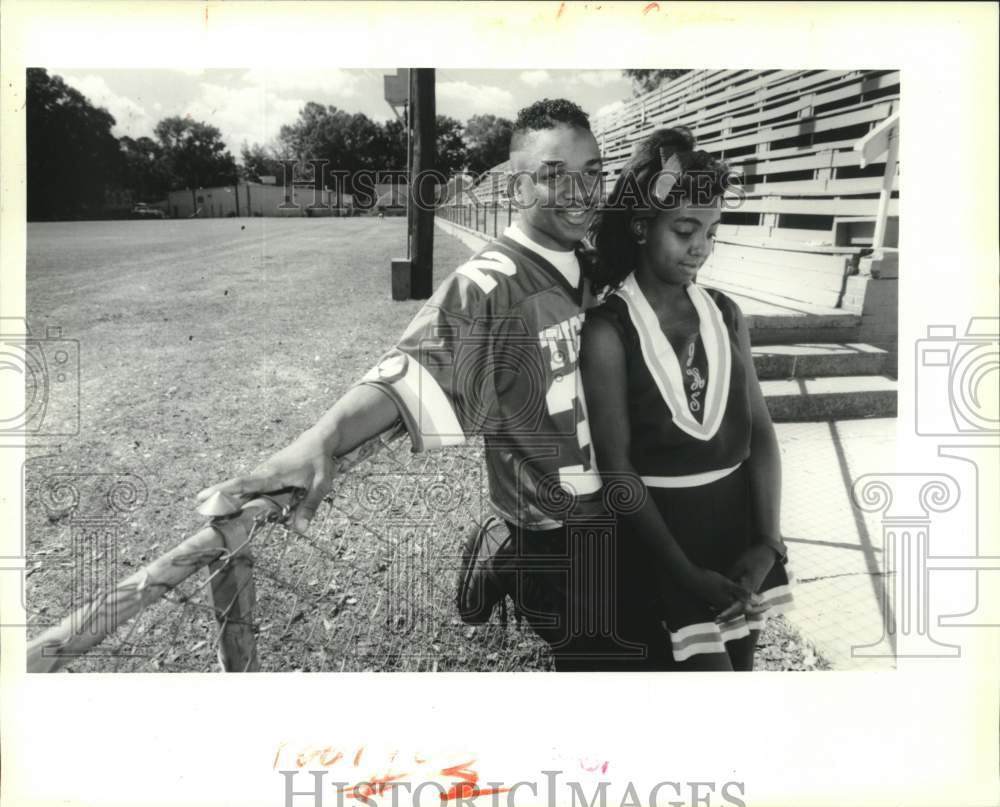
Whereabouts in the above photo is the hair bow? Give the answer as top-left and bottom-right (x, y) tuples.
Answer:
(652, 147), (684, 202)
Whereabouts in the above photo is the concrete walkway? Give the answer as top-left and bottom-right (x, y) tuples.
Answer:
(777, 417), (897, 669)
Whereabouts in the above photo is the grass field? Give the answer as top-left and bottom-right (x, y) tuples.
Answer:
(24, 217), (826, 672)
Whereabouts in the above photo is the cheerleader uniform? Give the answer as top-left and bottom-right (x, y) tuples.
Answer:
(586, 274), (793, 662)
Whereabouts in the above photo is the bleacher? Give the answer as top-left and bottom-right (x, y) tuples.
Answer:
(594, 69), (899, 314)
(437, 69), (900, 420)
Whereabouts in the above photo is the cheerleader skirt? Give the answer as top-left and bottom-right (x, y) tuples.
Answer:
(625, 462), (794, 662)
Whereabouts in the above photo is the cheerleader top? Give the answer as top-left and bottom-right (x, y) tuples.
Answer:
(584, 274), (753, 484)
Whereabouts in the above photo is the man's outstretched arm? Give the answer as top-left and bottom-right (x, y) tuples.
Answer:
(197, 260), (493, 532)
(195, 384), (400, 533)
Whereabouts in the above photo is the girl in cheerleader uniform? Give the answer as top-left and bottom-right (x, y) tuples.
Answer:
(580, 128), (793, 670)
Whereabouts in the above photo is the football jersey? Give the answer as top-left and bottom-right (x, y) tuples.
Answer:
(359, 227), (605, 529)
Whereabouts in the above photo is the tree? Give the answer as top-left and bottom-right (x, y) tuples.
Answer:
(434, 115), (467, 177)
(375, 117), (407, 173)
(26, 68), (123, 220)
(275, 104), (469, 207)
(463, 114), (513, 176)
(119, 136), (172, 202)
(278, 102), (350, 164)
(239, 142), (289, 183)
(154, 116), (238, 191)
(623, 69), (691, 96)
(343, 112), (390, 172)
(277, 104), (376, 203)
(370, 115), (467, 177)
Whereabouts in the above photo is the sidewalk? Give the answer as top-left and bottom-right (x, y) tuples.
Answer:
(777, 417), (897, 670)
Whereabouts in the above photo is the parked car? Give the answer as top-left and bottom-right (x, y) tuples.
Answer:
(131, 203), (167, 219)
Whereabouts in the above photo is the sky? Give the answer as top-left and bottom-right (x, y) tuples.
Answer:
(47, 67), (634, 158)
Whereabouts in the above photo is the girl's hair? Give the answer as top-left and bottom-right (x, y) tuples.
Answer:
(590, 127), (733, 295)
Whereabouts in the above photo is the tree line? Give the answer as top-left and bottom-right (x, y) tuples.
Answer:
(26, 69), (514, 221)
(26, 68), (688, 220)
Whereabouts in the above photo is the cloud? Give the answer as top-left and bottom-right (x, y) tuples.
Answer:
(184, 82), (306, 153)
(61, 74), (154, 138)
(241, 67), (360, 96)
(593, 99), (626, 121)
(576, 71), (625, 88)
(436, 81), (515, 117)
(520, 70), (552, 88)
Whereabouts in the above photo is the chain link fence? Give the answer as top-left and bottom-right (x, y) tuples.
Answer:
(26, 427), (553, 673)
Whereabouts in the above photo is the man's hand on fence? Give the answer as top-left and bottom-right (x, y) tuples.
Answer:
(196, 426), (335, 534)
(196, 384), (403, 534)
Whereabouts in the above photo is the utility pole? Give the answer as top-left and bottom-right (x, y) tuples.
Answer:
(409, 68), (436, 299)
(405, 99), (414, 261)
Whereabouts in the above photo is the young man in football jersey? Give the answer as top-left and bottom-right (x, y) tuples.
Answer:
(198, 99), (675, 670)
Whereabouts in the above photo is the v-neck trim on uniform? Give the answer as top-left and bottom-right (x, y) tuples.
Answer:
(613, 274), (731, 441)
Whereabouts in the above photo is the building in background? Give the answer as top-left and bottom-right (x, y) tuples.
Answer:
(166, 182), (355, 218)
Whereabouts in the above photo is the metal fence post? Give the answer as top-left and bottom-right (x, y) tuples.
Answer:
(208, 517), (259, 672)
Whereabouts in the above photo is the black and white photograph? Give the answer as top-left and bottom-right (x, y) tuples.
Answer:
(1, 3), (997, 807)
(20, 64), (902, 674)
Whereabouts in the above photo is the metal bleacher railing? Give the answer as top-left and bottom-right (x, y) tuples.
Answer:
(438, 69), (900, 313)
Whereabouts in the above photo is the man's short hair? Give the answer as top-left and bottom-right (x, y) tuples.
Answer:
(510, 99), (591, 153)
